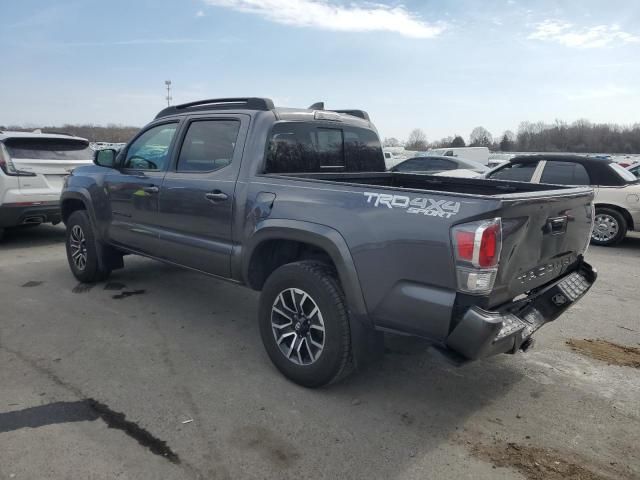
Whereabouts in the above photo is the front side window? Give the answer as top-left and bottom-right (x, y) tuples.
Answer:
(540, 161), (590, 185)
(177, 120), (240, 172)
(265, 122), (384, 173)
(488, 162), (538, 182)
(124, 123), (177, 171)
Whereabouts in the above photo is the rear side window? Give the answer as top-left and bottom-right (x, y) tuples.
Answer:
(540, 161), (590, 185)
(177, 120), (240, 172)
(488, 162), (538, 182)
(4, 138), (92, 160)
(265, 122), (384, 173)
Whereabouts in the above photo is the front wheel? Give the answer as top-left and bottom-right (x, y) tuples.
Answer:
(65, 210), (111, 282)
(258, 261), (352, 388)
(591, 208), (627, 246)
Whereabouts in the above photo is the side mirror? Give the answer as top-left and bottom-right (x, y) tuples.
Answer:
(94, 148), (117, 168)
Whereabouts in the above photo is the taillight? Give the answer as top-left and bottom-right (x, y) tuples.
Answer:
(0, 143), (36, 177)
(451, 218), (502, 294)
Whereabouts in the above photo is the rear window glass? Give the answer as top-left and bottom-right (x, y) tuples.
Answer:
(395, 157), (457, 172)
(488, 162), (538, 182)
(265, 122), (384, 173)
(609, 163), (637, 182)
(4, 138), (92, 160)
(540, 161), (590, 185)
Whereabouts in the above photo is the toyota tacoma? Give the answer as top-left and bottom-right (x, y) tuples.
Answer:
(61, 97), (597, 387)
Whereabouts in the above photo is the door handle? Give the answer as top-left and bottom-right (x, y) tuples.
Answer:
(205, 191), (229, 202)
(143, 186), (159, 194)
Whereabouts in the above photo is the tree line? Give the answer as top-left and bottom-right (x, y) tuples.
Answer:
(0, 124), (140, 143)
(386, 120), (640, 153)
(3, 119), (640, 154)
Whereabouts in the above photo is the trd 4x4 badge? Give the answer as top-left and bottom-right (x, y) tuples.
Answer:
(364, 192), (460, 218)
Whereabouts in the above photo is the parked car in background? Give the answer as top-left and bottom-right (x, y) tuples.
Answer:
(627, 162), (640, 179)
(486, 154), (640, 246)
(426, 146), (490, 164)
(389, 155), (489, 176)
(0, 131), (93, 240)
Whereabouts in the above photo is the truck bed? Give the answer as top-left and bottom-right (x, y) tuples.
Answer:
(265, 172), (584, 197)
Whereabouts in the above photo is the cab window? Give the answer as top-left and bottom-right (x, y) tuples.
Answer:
(124, 123), (178, 171)
(265, 122), (384, 173)
(177, 120), (240, 172)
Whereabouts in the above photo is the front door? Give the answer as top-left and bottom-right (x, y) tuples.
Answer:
(155, 116), (247, 277)
(106, 122), (179, 255)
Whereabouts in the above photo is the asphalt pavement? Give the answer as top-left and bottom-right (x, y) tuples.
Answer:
(0, 224), (638, 480)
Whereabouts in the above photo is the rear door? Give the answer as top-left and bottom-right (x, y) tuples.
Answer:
(4, 137), (92, 195)
(155, 115), (248, 277)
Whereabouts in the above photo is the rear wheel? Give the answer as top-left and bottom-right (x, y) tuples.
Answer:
(65, 210), (111, 282)
(591, 208), (627, 246)
(259, 261), (352, 388)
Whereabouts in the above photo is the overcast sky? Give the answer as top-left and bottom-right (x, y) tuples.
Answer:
(1, 0), (639, 142)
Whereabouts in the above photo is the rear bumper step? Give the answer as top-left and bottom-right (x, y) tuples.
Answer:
(446, 261), (597, 360)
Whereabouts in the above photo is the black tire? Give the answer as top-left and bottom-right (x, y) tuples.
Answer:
(65, 210), (111, 283)
(591, 207), (627, 246)
(259, 261), (352, 388)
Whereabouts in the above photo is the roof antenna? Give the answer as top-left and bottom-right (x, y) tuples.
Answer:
(308, 102), (324, 110)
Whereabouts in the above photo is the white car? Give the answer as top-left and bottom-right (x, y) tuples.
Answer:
(486, 154), (640, 246)
(389, 155), (489, 176)
(0, 131), (93, 239)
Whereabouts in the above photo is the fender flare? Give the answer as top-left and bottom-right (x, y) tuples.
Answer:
(242, 219), (369, 319)
(61, 189), (99, 229)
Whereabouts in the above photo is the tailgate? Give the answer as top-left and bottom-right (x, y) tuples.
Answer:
(489, 188), (594, 306)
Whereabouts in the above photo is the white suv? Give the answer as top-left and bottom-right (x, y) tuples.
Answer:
(0, 131), (93, 239)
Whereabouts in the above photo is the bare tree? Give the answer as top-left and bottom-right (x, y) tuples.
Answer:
(405, 129), (428, 151)
(469, 126), (493, 147)
(383, 137), (401, 147)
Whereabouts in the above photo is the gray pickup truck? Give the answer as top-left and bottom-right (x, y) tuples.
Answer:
(61, 98), (597, 387)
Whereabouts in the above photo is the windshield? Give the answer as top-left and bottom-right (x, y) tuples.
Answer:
(4, 138), (92, 160)
(609, 163), (638, 182)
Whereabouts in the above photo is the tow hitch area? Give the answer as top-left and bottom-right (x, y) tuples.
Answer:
(446, 261), (597, 361)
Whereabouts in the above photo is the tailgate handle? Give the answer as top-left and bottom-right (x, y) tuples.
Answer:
(546, 216), (568, 235)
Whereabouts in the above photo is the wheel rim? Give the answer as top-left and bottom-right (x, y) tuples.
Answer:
(271, 288), (325, 366)
(592, 214), (619, 242)
(69, 225), (88, 271)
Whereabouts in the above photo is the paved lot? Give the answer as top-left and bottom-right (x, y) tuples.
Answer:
(0, 225), (639, 480)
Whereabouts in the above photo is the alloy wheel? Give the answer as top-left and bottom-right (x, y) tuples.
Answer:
(69, 225), (88, 271)
(271, 288), (325, 366)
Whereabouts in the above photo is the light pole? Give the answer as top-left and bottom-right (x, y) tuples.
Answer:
(165, 80), (172, 106)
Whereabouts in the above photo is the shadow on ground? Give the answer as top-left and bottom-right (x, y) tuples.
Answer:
(0, 224), (65, 249)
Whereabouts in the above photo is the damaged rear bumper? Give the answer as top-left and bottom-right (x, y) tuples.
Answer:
(446, 261), (597, 360)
